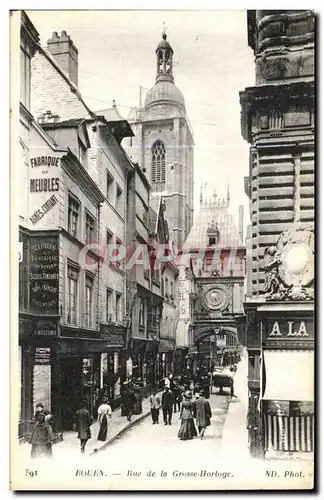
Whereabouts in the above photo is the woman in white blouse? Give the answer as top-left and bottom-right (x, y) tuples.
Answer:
(97, 397), (112, 442)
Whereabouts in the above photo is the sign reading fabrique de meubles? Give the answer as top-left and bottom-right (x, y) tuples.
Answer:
(29, 236), (59, 315)
(28, 148), (62, 228)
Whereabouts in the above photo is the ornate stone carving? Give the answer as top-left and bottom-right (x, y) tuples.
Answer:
(263, 227), (314, 301)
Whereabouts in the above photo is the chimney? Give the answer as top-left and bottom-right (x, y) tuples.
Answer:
(47, 31), (78, 86)
(238, 204), (244, 242)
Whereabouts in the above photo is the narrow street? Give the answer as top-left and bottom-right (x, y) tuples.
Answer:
(100, 392), (231, 466)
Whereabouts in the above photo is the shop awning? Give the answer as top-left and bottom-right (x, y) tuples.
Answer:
(263, 350), (314, 402)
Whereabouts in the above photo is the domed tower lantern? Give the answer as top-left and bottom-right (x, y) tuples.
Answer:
(156, 32), (174, 83)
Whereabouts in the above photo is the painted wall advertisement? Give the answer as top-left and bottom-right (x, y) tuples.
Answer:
(29, 235), (59, 315)
(28, 138), (62, 229)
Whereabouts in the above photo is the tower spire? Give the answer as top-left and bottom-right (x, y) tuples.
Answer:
(155, 29), (174, 83)
(200, 184), (203, 207)
(227, 179), (230, 205)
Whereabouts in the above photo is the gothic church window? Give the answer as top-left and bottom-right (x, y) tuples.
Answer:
(151, 140), (166, 191)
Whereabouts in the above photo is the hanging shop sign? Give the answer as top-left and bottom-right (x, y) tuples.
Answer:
(34, 347), (51, 365)
(34, 318), (58, 336)
(58, 339), (109, 355)
(263, 317), (314, 348)
(100, 324), (125, 347)
(158, 338), (174, 352)
(29, 236), (59, 315)
(105, 334), (124, 347)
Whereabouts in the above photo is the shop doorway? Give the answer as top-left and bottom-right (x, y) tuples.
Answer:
(59, 356), (100, 430)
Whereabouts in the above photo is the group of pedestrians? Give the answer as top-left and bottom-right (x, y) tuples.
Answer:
(149, 375), (212, 441)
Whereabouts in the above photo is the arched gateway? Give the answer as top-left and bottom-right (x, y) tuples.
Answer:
(181, 188), (246, 374)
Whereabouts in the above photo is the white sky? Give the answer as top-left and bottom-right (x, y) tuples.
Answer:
(27, 9), (255, 228)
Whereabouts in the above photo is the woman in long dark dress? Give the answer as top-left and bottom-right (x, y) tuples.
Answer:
(97, 397), (112, 442)
(30, 413), (53, 459)
(178, 391), (197, 441)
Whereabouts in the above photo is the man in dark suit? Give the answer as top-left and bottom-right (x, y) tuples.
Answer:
(75, 400), (93, 453)
(193, 390), (212, 439)
(161, 386), (174, 425)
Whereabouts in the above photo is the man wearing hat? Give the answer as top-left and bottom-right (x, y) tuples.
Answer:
(161, 386), (174, 425)
(193, 390), (212, 439)
(75, 400), (94, 453)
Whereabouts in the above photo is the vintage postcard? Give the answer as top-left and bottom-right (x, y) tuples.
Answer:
(10, 8), (315, 491)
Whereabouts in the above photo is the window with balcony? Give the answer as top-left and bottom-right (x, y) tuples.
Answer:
(85, 275), (94, 328)
(67, 266), (78, 325)
(85, 211), (95, 245)
(68, 194), (80, 238)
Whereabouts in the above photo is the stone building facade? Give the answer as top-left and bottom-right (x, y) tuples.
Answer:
(124, 33), (194, 248)
(240, 10), (315, 459)
(18, 14), (140, 436)
(178, 189), (246, 373)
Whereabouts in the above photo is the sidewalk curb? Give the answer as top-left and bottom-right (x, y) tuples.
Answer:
(90, 410), (150, 456)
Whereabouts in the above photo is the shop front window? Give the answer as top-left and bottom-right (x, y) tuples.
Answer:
(33, 347), (51, 414)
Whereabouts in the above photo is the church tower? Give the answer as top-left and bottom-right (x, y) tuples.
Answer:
(125, 32), (194, 247)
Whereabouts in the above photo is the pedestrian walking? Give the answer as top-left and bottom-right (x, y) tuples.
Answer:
(123, 383), (136, 422)
(164, 375), (171, 389)
(193, 390), (212, 439)
(75, 400), (93, 454)
(133, 386), (143, 415)
(149, 389), (161, 424)
(173, 384), (182, 413)
(168, 373), (175, 391)
(178, 391), (197, 441)
(97, 397), (112, 442)
(161, 386), (173, 425)
(30, 413), (53, 459)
